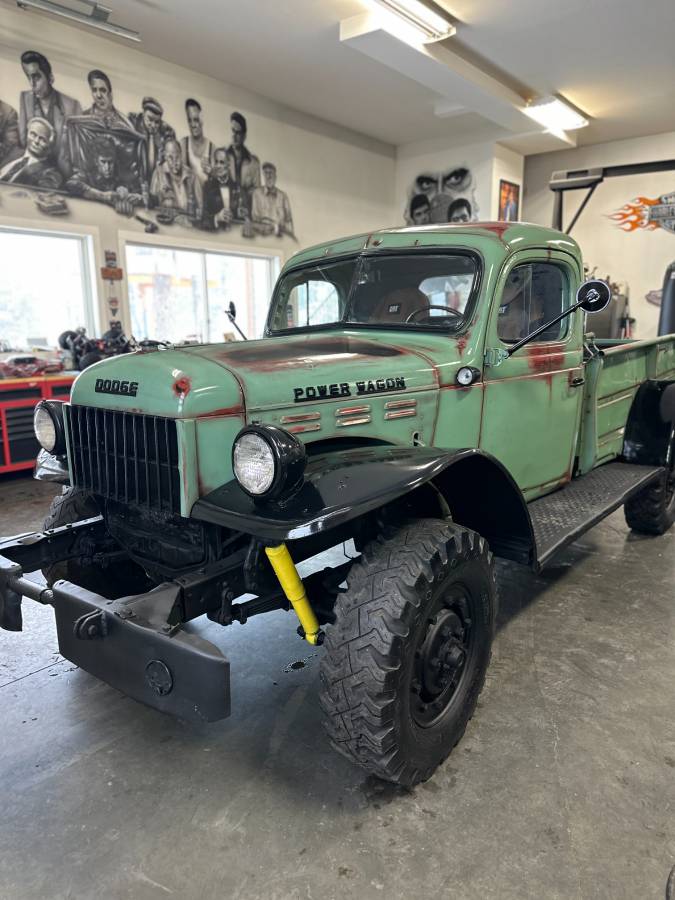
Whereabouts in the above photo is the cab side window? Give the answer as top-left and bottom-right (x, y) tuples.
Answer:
(497, 263), (567, 343)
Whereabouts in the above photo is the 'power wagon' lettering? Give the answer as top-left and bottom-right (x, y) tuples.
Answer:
(356, 377), (406, 395)
(294, 383), (350, 403)
(293, 376), (406, 403)
(95, 378), (139, 397)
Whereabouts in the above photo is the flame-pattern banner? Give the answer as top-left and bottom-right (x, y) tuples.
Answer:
(610, 193), (675, 234)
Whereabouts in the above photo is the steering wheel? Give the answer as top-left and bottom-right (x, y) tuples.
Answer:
(406, 305), (464, 323)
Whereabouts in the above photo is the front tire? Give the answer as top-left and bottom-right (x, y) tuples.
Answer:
(43, 487), (151, 597)
(319, 518), (496, 786)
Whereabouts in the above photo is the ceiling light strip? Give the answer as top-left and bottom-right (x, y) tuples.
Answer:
(16, 0), (141, 42)
(372, 0), (455, 42)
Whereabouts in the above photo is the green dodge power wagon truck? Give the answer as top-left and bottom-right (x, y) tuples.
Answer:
(1, 222), (674, 786)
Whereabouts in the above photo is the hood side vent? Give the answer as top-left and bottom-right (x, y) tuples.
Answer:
(336, 405), (371, 427)
(280, 411), (321, 434)
(384, 398), (417, 420)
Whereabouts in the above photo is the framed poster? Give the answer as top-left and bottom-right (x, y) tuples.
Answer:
(498, 180), (520, 222)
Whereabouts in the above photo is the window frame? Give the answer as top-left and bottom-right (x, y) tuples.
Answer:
(0, 221), (99, 340)
(119, 230), (283, 344)
(494, 258), (573, 347)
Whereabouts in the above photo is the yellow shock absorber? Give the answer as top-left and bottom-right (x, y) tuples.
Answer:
(265, 543), (323, 645)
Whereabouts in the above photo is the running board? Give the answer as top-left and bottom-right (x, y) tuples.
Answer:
(529, 462), (663, 570)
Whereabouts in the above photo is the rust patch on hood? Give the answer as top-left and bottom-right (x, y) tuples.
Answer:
(203, 335), (408, 372)
(197, 404), (245, 419)
(173, 375), (191, 397)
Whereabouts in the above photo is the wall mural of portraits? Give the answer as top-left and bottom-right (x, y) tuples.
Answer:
(404, 165), (478, 226)
(0, 49), (296, 240)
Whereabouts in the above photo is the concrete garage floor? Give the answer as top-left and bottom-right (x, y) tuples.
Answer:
(0, 473), (674, 900)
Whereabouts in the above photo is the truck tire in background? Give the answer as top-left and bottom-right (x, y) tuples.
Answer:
(43, 486), (151, 598)
(78, 351), (104, 371)
(57, 330), (78, 350)
(624, 457), (675, 535)
(319, 518), (495, 786)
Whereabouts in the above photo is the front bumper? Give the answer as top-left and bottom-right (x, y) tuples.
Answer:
(0, 521), (231, 723)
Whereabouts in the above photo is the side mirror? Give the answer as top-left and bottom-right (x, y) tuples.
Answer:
(577, 279), (611, 314)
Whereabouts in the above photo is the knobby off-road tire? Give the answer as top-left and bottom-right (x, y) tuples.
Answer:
(43, 486), (150, 598)
(624, 449), (675, 536)
(319, 518), (496, 786)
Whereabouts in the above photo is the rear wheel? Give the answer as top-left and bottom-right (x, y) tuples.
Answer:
(43, 486), (151, 598)
(319, 518), (495, 786)
(624, 436), (675, 535)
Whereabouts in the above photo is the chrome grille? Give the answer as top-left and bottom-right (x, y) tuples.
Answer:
(65, 405), (181, 514)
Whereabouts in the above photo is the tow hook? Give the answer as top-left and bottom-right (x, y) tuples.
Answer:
(73, 610), (108, 640)
(264, 543), (324, 646)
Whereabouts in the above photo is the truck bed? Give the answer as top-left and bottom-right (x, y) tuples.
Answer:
(579, 335), (675, 474)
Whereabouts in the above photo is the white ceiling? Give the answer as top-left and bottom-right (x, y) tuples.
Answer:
(22, 0), (675, 152)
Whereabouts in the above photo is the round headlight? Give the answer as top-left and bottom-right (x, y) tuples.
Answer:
(233, 432), (276, 495)
(33, 401), (65, 454)
(232, 425), (306, 500)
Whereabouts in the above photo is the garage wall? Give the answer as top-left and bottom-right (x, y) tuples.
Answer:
(395, 134), (524, 228)
(523, 130), (675, 337)
(0, 5), (397, 332)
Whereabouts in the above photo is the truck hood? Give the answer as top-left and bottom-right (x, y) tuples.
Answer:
(69, 347), (245, 418)
(181, 331), (455, 413)
(70, 331), (468, 418)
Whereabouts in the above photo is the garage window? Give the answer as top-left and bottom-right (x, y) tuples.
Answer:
(126, 243), (279, 343)
(0, 227), (96, 349)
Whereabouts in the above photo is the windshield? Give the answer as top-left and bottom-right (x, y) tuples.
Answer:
(267, 253), (478, 333)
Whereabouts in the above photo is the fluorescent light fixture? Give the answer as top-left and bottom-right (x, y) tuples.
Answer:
(368, 0), (456, 45)
(523, 95), (589, 138)
(16, 0), (141, 42)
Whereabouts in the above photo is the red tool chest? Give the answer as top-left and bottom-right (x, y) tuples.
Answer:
(0, 375), (76, 475)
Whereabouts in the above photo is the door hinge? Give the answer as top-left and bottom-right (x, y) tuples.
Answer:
(484, 348), (509, 368)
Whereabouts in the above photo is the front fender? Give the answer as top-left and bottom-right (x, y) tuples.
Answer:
(191, 445), (533, 558)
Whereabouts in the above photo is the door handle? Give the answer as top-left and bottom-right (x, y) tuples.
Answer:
(570, 376), (585, 387)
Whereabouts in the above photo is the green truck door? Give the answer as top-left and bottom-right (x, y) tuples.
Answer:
(480, 251), (584, 500)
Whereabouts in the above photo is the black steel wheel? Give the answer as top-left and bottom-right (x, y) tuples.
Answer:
(410, 587), (476, 728)
(625, 432), (675, 535)
(319, 518), (496, 786)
